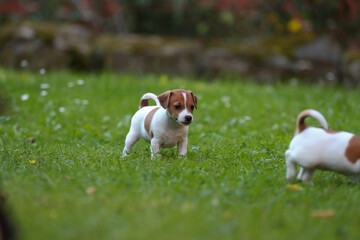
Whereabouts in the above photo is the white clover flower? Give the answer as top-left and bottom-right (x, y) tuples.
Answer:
(243, 116), (251, 121)
(54, 124), (62, 131)
(40, 83), (50, 89)
(76, 79), (85, 85)
(82, 100), (89, 105)
(21, 94), (29, 101)
(40, 90), (48, 96)
(103, 116), (111, 122)
(221, 96), (231, 108)
(59, 107), (66, 113)
(20, 60), (28, 68)
(39, 68), (46, 75)
(68, 82), (74, 88)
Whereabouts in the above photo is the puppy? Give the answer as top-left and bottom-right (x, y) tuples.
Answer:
(123, 89), (198, 159)
(285, 109), (360, 185)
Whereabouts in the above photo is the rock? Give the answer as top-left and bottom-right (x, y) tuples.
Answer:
(15, 26), (35, 40)
(96, 34), (201, 75)
(54, 24), (92, 54)
(295, 36), (341, 64)
(201, 48), (250, 77)
(345, 60), (360, 87)
(265, 55), (290, 69)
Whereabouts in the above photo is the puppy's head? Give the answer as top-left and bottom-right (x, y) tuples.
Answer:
(158, 89), (197, 125)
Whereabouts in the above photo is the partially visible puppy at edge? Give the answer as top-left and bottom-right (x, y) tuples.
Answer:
(123, 89), (197, 159)
(285, 109), (360, 185)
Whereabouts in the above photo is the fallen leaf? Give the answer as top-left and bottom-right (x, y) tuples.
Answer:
(311, 209), (336, 218)
(86, 187), (97, 194)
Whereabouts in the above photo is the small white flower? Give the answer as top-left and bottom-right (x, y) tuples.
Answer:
(39, 68), (46, 75)
(20, 60), (28, 68)
(59, 107), (66, 113)
(83, 100), (89, 105)
(221, 96), (231, 108)
(68, 82), (74, 88)
(40, 90), (48, 96)
(326, 72), (335, 81)
(102, 116), (111, 122)
(21, 94), (29, 101)
(290, 78), (298, 86)
(54, 124), (62, 131)
(40, 83), (50, 89)
(74, 98), (81, 104)
(76, 79), (85, 85)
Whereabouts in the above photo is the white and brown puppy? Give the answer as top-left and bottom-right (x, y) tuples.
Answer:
(123, 89), (198, 159)
(286, 109), (360, 185)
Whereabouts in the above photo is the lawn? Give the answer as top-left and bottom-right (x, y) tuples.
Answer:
(0, 69), (360, 240)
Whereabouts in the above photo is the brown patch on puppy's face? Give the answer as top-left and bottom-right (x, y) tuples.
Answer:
(157, 89), (198, 124)
(167, 90), (186, 118)
(345, 135), (360, 164)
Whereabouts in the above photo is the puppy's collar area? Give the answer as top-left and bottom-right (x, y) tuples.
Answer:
(166, 110), (187, 127)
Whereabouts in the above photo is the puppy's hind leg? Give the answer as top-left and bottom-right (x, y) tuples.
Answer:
(285, 150), (297, 182)
(299, 168), (315, 186)
(122, 129), (140, 157)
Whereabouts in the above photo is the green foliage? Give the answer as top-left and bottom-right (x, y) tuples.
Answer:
(1, 70), (360, 239)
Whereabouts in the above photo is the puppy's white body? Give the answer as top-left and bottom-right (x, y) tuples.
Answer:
(286, 109), (360, 185)
(123, 90), (197, 158)
(127, 105), (189, 147)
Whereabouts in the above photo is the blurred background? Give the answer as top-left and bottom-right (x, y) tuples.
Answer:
(0, 0), (360, 86)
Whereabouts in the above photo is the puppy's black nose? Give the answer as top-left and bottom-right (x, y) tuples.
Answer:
(185, 115), (192, 122)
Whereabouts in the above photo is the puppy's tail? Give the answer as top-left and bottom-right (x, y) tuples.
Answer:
(296, 109), (328, 134)
(139, 93), (161, 109)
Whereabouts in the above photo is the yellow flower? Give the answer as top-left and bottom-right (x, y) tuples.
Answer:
(285, 184), (303, 191)
(29, 160), (36, 164)
(287, 18), (302, 33)
(159, 74), (168, 86)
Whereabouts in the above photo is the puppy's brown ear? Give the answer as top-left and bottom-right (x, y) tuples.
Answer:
(190, 92), (198, 109)
(157, 91), (171, 109)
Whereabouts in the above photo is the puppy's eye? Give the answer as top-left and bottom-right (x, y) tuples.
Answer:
(191, 105), (195, 110)
(174, 105), (181, 109)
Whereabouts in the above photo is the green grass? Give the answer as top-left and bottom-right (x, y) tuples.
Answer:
(1, 69), (360, 240)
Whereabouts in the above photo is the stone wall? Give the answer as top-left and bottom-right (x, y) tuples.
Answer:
(1, 22), (359, 87)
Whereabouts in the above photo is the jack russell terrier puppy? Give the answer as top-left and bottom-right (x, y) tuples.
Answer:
(122, 89), (198, 159)
(286, 109), (360, 185)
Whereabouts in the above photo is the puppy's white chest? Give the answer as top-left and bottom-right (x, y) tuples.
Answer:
(159, 128), (187, 148)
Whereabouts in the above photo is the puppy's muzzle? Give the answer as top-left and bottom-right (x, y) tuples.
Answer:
(180, 115), (193, 125)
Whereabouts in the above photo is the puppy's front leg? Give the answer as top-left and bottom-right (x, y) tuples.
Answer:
(150, 138), (161, 159)
(178, 137), (188, 156)
(285, 150), (296, 181)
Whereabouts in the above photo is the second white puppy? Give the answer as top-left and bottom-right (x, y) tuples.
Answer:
(123, 89), (197, 159)
(285, 109), (360, 185)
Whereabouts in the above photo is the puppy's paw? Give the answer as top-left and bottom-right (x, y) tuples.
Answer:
(122, 150), (129, 158)
(151, 153), (162, 160)
(302, 180), (314, 187)
(178, 154), (187, 159)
